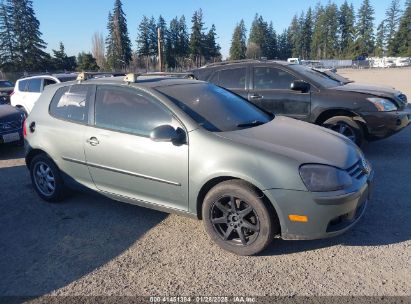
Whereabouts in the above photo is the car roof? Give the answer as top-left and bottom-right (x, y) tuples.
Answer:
(198, 59), (295, 69)
(50, 76), (205, 90)
(17, 73), (77, 82)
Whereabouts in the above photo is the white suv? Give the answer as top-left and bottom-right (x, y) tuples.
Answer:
(11, 73), (77, 114)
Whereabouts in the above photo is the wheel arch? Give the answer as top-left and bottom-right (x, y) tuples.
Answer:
(314, 108), (368, 135)
(25, 148), (49, 168)
(195, 176), (281, 235)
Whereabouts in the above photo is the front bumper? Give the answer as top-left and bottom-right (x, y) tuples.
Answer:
(264, 171), (374, 240)
(362, 106), (411, 140)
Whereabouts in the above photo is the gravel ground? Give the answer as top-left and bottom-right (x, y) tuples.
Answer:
(339, 67), (411, 97)
(0, 70), (411, 298)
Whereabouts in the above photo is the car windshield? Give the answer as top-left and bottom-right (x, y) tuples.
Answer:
(289, 65), (342, 88)
(156, 83), (273, 132)
(0, 81), (14, 87)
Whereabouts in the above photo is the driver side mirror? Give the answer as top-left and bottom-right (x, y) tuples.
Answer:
(290, 80), (310, 93)
(150, 125), (186, 144)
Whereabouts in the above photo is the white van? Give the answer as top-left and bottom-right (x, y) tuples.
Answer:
(287, 58), (301, 64)
(11, 73), (77, 114)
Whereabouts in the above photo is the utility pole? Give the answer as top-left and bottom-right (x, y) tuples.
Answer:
(157, 28), (164, 72)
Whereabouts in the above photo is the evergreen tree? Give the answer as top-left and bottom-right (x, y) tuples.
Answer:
(136, 15), (151, 69)
(385, 0), (403, 55)
(301, 8), (313, 59)
(229, 19), (247, 60)
(277, 29), (292, 60)
(324, 2), (339, 58)
(375, 21), (386, 56)
(0, 1), (15, 70)
(247, 14), (270, 58)
(311, 3), (326, 59)
(390, 0), (411, 56)
(105, 0), (132, 71)
(165, 17), (179, 69)
(289, 14), (301, 57)
(189, 9), (205, 67)
(266, 21), (277, 59)
(204, 24), (221, 63)
(148, 16), (158, 58)
(52, 42), (76, 71)
(9, 0), (47, 71)
(339, 1), (356, 58)
(77, 52), (99, 71)
(177, 15), (189, 67)
(354, 0), (375, 56)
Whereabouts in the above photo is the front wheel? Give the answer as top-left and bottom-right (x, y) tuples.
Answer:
(202, 180), (278, 256)
(322, 116), (364, 146)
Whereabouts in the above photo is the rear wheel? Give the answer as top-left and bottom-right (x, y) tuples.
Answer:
(30, 154), (66, 202)
(322, 115), (364, 146)
(202, 180), (278, 256)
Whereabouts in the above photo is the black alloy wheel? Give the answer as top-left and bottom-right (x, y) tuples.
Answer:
(203, 180), (278, 256)
(210, 195), (260, 246)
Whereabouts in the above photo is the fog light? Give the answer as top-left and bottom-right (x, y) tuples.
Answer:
(288, 215), (308, 222)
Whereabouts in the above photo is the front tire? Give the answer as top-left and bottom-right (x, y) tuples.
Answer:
(322, 116), (364, 146)
(202, 180), (278, 256)
(30, 154), (66, 202)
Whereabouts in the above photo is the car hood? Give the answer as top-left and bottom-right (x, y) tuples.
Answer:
(333, 82), (400, 99)
(0, 105), (22, 122)
(217, 116), (360, 169)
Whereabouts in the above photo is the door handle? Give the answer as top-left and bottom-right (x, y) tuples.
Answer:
(250, 94), (263, 100)
(87, 137), (100, 146)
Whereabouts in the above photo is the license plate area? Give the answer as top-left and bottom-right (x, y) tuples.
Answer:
(1, 132), (20, 143)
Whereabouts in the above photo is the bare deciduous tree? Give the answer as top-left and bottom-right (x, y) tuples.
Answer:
(92, 32), (106, 70)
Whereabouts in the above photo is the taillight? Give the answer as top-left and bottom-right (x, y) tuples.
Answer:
(23, 118), (27, 137)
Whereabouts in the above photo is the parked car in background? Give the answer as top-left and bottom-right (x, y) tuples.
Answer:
(0, 80), (14, 105)
(24, 73), (373, 255)
(385, 59), (396, 68)
(11, 73), (77, 114)
(192, 60), (411, 146)
(0, 104), (24, 145)
(396, 57), (410, 67)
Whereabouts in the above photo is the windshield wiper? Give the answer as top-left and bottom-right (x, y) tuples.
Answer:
(237, 120), (265, 128)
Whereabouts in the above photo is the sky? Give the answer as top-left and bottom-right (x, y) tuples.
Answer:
(33, 0), (391, 59)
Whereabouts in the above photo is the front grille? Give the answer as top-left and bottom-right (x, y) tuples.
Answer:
(397, 93), (408, 105)
(346, 160), (366, 180)
(0, 120), (21, 132)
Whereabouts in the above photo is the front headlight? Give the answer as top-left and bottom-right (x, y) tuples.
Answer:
(299, 164), (352, 192)
(367, 97), (397, 111)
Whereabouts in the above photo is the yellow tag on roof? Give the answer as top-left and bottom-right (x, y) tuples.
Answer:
(76, 72), (90, 82)
(124, 73), (139, 83)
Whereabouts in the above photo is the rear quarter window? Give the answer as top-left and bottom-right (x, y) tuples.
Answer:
(49, 85), (92, 124)
(18, 79), (29, 91)
(27, 78), (42, 93)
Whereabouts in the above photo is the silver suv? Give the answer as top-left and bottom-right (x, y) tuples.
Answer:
(24, 73), (373, 255)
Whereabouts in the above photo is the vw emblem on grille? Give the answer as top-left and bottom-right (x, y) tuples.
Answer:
(1, 123), (11, 130)
(361, 158), (370, 175)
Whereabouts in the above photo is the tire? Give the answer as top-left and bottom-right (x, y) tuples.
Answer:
(30, 154), (66, 202)
(322, 115), (364, 147)
(202, 180), (278, 256)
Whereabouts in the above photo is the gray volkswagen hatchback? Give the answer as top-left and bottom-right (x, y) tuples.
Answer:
(24, 73), (373, 255)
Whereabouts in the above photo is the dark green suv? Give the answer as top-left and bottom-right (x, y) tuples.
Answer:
(192, 60), (411, 146)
